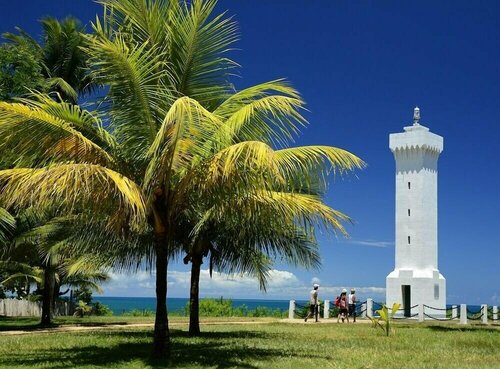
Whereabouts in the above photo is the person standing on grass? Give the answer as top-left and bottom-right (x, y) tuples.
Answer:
(348, 288), (357, 322)
(337, 289), (349, 323)
(304, 283), (319, 322)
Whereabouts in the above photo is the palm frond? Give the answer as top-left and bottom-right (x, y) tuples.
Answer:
(201, 141), (364, 196)
(213, 80), (305, 146)
(40, 16), (93, 100)
(86, 28), (172, 162)
(0, 164), (147, 231)
(67, 219), (155, 272)
(210, 247), (272, 291)
(203, 140), (284, 190)
(19, 93), (117, 152)
(62, 261), (109, 293)
(3, 27), (43, 56)
(46, 78), (78, 102)
(194, 190), (351, 240)
(0, 207), (15, 245)
(144, 96), (222, 196)
(97, 0), (174, 50)
(274, 145), (366, 191)
(253, 191), (351, 236)
(169, 0), (239, 106)
(0, 261), (43, 285)
(0, 100), (115, 166)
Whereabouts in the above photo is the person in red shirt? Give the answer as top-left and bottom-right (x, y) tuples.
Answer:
(337, 289), (349, 323)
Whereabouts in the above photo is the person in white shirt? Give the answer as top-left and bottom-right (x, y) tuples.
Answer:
(304, 284), (319, 322)
(348, 288), (357, 322)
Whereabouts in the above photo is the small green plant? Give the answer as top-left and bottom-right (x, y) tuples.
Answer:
(73, 300), (92, 317)
(369, 303), (400, 336)
(92, 302), (113, 316)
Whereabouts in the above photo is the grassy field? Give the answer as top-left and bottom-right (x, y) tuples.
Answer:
(0, 317), (498, 369)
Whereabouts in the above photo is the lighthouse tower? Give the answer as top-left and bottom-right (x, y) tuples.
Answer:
(386, 107), (446, 316)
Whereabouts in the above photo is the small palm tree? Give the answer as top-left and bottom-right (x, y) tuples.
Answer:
(0, 208), (111, 325)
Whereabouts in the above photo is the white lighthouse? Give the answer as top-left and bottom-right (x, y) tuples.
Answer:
(386, 107), (446, 316)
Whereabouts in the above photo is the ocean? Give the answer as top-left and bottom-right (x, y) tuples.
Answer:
(93, 296), (480, 316)
(95, 297), (293, 315)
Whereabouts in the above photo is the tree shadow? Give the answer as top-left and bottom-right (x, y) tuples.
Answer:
(173, 329), (279, 340)
(0, 329), (326, 368)
(0, 316), (46, 331)
(427, 325), (500, 333)
(0, 316), (131, 331)
(64, 321), (130, 327)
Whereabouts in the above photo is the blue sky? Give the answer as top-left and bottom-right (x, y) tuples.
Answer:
(1, 1), (498, 305)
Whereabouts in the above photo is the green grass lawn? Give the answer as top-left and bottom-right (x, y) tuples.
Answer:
(0, 318), (498, 368)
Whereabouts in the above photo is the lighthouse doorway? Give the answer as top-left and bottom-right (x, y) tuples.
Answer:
(402, 285), (411, 317)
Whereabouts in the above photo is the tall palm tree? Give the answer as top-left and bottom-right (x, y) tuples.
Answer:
(0, 0), (364, 356)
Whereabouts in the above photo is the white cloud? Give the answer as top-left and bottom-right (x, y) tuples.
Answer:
(311, 277), (321, 285)
(103, 268), (385, 301)
(346, 239), (394, 248)
(104, 271), (156, 295)
(167, 269), (302, 296)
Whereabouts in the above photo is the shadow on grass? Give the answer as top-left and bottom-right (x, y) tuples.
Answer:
(0, 329), (325, 368)
(0, 316), (131, 331)
(0, 316), (46, 331)
(63, 321), (129, 327)
(428, 325), (500, 333)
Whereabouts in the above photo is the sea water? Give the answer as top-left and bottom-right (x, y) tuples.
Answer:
(95, 296), (292, 315)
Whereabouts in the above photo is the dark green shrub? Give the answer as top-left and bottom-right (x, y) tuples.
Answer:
(92, 301), (113, 316)
(184, 298), (286, 318)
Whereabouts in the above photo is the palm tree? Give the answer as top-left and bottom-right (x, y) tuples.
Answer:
(0, 259), (110, 319)
(0, 208), (112, 325)
(184, 221), (321, 336)
(0, 0), (364, 356)
(4, 16), (93, 102)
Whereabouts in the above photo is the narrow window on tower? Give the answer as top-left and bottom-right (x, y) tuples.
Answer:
(408, 182), (411, 189)
(408, 236), (411, 245)
(408, 209), (411, 216)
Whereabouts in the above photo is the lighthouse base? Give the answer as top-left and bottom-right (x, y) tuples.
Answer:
(386, 268), (446, 318)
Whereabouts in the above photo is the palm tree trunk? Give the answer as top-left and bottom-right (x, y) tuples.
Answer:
(188, 252), (203, 336)
(69, 289), (74, 315)
(52, 281), (61, 315)
(152, 233), (170, 357)
(40, 267), (54, 326)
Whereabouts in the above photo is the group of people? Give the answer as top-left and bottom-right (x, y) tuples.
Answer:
(304, 284), (357, 323)
(336, 288), (357, 323)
